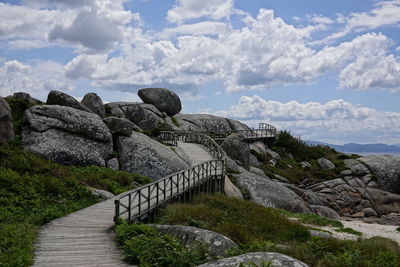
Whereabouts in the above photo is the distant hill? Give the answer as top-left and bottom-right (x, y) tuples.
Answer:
(308, 141), (400, 153)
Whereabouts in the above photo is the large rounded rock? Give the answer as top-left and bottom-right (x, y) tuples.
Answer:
(363, 188), (400, 215)
(317, 158), (335, 170)
(103, 117), (134, 137)
(47, 90), (92, 113)
(196, 252), (309, 267)
(0, 98), (14, 143)
(152, 225), (237, 258)
(13, 92), (43, 104)
(138, 88), (181, 116)
(221, 133), (251, 170)
(234, 167), (311, 213)
(81, 93), (105, 118)
(310, 205), (341, 220)
(116, 132), (189, 180)
(359, 155), (400, 194)
(22, 105), (113, 166)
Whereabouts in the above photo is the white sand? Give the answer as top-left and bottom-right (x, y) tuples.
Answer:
(318, 220), (400, 244)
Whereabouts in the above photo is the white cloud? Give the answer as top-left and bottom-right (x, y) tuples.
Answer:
(167, 0), (233, 24)
(213, 95), (400, 144)
(49, 10), (123, 52)
(160, 21), (229, 38)
(324, 0), (400, 42)
(0, 60), (75, 100)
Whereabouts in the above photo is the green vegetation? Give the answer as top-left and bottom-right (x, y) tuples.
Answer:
(171, 116), (180, 127)
(156, 194), (310, 244)
(252, 130), (351, 184)
(115, 223), (209, 266)
(0, 143), (150, 267)
(277, 236), (400, 267)
(396, 227), (400, 233)
(276, 210), (344, 228)
(334, 228), (363, 236)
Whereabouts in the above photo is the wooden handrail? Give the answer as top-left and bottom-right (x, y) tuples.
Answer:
(114, 132), (226, 222)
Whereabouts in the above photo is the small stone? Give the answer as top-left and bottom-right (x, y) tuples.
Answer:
(107, 158), (119, 170)
(362, 208), (378, 217)
(300, 161), (312, 168)
(340, 170), (353, 176)
(318, 158), (335, 170)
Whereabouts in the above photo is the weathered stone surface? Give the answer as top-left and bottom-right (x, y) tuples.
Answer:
(250, 167), (268, 178)
(153, 224), (237, 258)
(340, 170), (352, 176)
(138, 88), (182, 116)
(234, 167), (311, 213)
(226, 118), (250, 131)
(300, 161), (312, 168)
(250, 141), (268, 155)
(221, 133), (251, 170)
(318, 158), (335, 170)
(310, 205), (341, 220)
(116, 132), (189, 180)
(266, 148), (281, 160)
(81, 93), (105, 118)
(174, 114), (233, 132)
(224, 176), (244, 199)
(359, 154), (400, 194)
(22, 105), (113, 166)
(309, 229), (332, 239)
(107, 158), (119, 170)
(362, 207), (378, 217)
(0, 98), (14, 143)
(249, 154), (260, 167)
(103, 117), (134, 136)
(47, 90), (92, 113)
(274, 174), (289, 183)
(363, 188), (400, 215)
(13, 92), (43, 104)
(196, 252), (309, 267)
(22, 129), (112, 167)
(226, 156), (239, 172)
(89, 188), (115, 200)
(24, 105), (112, 142)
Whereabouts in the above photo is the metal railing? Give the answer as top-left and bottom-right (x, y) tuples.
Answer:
(114, 132), (226, 223)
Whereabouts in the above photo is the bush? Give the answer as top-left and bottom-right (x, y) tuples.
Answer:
(115, 223), (208, 266)
(156, 194), (310, 244)
(277, 236), (400, 267)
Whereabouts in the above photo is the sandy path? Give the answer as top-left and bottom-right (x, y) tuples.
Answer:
(317, 220), (400, 244)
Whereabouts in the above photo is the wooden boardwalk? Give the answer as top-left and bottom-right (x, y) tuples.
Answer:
(32, 198), (133, 267)
(32, 142), (216, 267)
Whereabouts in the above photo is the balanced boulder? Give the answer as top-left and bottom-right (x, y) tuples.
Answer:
(22, 105), (113, 167)
(0, 98), (14, 143)
(81, 93), (105, 118)
(138, 88), (181, 116)
(47, 90), (92, 113)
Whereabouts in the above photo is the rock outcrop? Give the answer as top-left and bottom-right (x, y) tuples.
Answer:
(81, 93), (105, 118)
(103, 117), (135, 137)
(47, 90), (92, 113)
(13, 92), (43, 104)
(359, 155), (400, 194)
(152, 224), (237, 258)
(196, 252), (309, 267)
(224, 176), (244, 199)
(0, 98), (15, 143)
(234, 168), (311, 213)
(221, 133), (251, 170)
(116, 132), (189, 180)
(22, 105), (113, 167)
(138, 88), (182, 116)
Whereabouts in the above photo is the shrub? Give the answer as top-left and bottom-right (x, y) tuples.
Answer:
(277, 236), (400, 267)
(115, 223), (208, 266)
(334, 228), (362, 236)
(156, 194), (310, 244)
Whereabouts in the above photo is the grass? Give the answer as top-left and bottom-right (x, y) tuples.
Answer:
(171, 117), (180, 127)
(276, 236), (400, 267)
(277, 209), (344, 228)
(0, 143), (151, 267)
(335, 228), (363, 236)
(115, 223), (209, 266)
(155, 194), (311, 244)
(396, 227), (400, 233)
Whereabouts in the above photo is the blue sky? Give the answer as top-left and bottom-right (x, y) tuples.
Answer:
(1, 0), (400, 144)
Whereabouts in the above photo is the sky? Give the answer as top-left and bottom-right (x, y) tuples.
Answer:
(1, 0), (400, 145)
